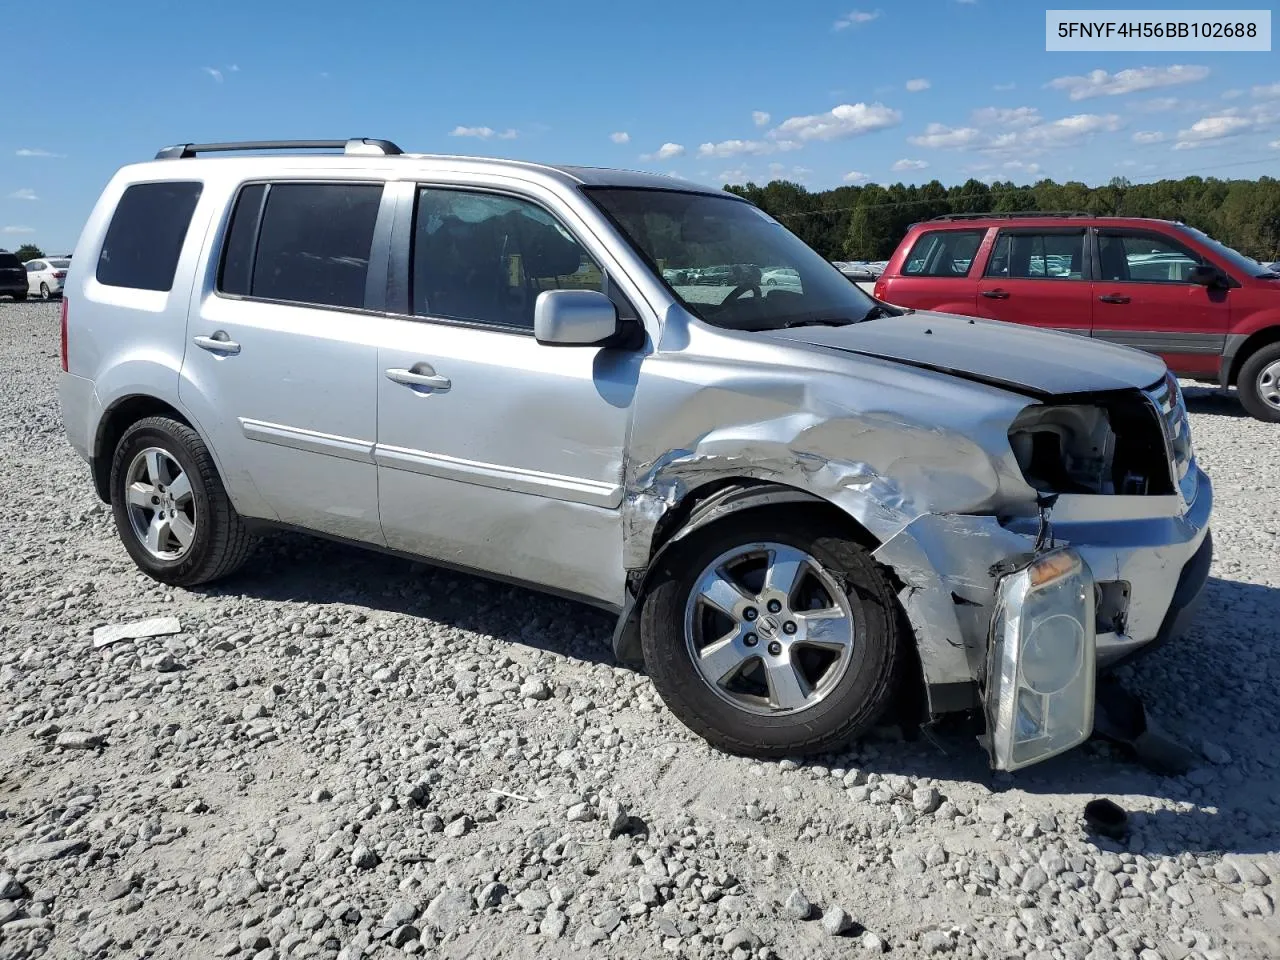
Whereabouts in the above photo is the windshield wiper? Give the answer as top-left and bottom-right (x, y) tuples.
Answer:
(781, 317), (859, 329)
(860, 303), (905, 322)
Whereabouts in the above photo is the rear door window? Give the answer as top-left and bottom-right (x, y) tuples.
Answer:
(900, 229), (985, 277)
(218, 182), (382, 309)
(96, 181), (202, 291)
(1096, 231), (1207, 283)
(985, 231), (1086, 280)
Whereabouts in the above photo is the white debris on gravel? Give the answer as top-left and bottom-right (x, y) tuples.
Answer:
(1, 299), (1278, 960)
(92, 616), (183, 649)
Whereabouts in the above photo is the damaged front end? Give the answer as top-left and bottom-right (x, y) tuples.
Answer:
(985, 549), (1097, 771)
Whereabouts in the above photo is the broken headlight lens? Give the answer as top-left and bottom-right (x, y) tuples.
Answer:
(986, 549), (1096, 771)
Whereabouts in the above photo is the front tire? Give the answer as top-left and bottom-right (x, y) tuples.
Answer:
(641, 511), (904, 758)
(39, 283), (50, 300)
(109, 416), (253, 586)
(1237, 342), (1280, 422)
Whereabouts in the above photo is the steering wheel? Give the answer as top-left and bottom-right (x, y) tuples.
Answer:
(723, 281), (762, 304)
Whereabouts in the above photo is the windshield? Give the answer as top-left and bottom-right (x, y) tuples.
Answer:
(1176, 224), (1274, 277)
(585, 187), (882, 331)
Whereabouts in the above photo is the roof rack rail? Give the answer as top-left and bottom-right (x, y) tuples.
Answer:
(929, 210), (1091, 221)
(154, 138), (404, 160)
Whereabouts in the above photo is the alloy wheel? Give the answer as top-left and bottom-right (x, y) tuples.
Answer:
(124, 447), (197, 560)
(683, 542), (856, 716)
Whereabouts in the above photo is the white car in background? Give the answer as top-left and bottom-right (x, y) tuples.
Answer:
(25, 257), (72, 299)
(761, 267), (800, 287)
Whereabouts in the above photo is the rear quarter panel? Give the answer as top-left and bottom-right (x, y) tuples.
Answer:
(874, 226), (993, 317)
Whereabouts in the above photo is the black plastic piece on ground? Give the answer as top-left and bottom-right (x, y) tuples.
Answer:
(1084, 798), (1129, 839)
(1093, 676), (1199, 775)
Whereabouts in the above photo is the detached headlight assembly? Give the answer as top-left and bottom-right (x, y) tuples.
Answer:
(986, 549), (1096, 771)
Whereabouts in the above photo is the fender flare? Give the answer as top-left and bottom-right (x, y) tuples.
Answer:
(610, 482), (827, 664)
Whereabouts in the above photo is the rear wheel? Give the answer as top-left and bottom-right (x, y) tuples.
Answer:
(109, 416), (254, 586)
(1237, 342), (1280, 422)
(641, 512), (904, 757)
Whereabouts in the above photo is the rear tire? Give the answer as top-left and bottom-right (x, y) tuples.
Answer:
(1237, 342), (1280, 422)
(641, 511), (904, 758)
(109, 416), (254, 586)
(12, 292), (26, 301)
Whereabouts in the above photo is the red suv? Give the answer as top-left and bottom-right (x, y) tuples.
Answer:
(875, 213), (1280, 421)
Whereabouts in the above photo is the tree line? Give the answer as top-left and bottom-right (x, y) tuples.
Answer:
(724, 175), (1280, 263)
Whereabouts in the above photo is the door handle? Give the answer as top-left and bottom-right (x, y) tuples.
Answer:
(385, 367), (451, 393)
(193, 333), (241, 355)
(981, 290), (1010, 300)
(1099, 294), (1131, 304)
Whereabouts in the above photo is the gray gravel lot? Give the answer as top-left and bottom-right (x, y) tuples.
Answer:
(1, 298), (1278, 959)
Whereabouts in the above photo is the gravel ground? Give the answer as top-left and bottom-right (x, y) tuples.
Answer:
(1, 298), (1278, 960)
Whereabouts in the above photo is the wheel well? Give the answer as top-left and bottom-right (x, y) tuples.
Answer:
(1228, 327), (1280, 386)
(645, 479), (880, 570)
(91, 396), (193, 503)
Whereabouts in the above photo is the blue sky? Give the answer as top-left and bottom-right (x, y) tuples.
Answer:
(3, 0), (1278, 252)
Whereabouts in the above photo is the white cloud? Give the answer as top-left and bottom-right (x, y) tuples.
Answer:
(993, 82), (1017, 92)
(892, 158), (929, 171)
(843, 170), (870, 183)
(1047, 65), (1209, 101)
(752, 110), (771, 126)
(449, 126), (518, 140)
(228, 64), (239, 73)
(1222, 89), (1243, 100)
(1132, 130), (1166, 144)
(718, 168), (749, 183)
(771, 102), (901, 142)
(2, 226), (34, 234)
(1003, 160), (1041, 175)
(696, 138), (799, 158)
(972, 106), (1041, 128)
(1174, 114), (1254, 149)
(996, 114), (1122, 154)
(1271, 139), (1280, 149)
(908, 123), (983, 149)
(203, 67), (223, 83)
(641, 142), (686, 161)
(834, 9), (881, 29)
(7, 188), (38, 201)
(905, 78), (931, 93)
(1253, 83), (1280, 99)
(609, 131), (630, 144)
(15, 148), (64, 158)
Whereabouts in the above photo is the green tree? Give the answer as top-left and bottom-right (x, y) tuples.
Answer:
(724, 172), (1280, 262)
(14, 244), (44, 262)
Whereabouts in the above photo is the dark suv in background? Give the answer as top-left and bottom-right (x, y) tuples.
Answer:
(0, 250), (28, 301)
(875, 213), (1280, 421)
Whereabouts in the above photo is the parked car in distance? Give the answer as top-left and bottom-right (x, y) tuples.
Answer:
(0, 249), (28, 300)
(24, 257), (71, 299)
(60, 140), (1212, 771)
(761, 267), (800, 287)
(875, 213), (1280, 421)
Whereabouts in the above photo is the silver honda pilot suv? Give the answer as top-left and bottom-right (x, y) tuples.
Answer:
(58, 139), (1213, 770)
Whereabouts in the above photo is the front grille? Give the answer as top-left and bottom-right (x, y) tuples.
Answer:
(1145, 373), (1197, 506)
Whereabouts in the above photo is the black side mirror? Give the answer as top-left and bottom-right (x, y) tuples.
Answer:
(1189, 264), (1228, 289)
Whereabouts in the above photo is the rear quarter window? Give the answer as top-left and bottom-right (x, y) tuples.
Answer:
(900, 229), (985, 277)
(96, 181), (202, 291)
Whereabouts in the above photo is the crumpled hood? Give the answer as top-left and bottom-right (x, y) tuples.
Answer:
(762, 310), (1168, 397)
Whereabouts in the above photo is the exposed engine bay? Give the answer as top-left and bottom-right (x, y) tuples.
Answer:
(1009, 392), (1174, 496)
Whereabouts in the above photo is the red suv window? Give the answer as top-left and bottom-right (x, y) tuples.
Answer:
(900, 229), (985, 278)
